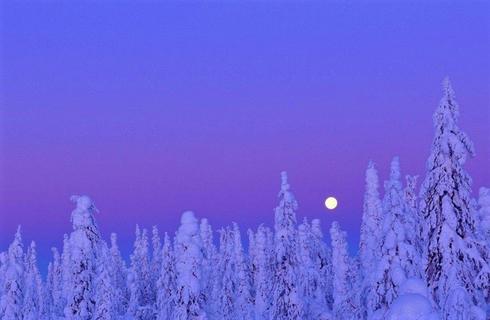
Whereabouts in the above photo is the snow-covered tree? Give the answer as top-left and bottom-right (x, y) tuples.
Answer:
(250, 224), (274, 320)
(271, 171), (304, 320)
(330, 222), (357, 319)
(64, 195), (101, 319)
(232, 223), (253, 319)
(156, 233), (177, 320)
(310, 219), (333, 311)
(22, 241), (45, 319)
(358, 161), (383, 317)
(419, 79), (489, 316)
(199, 218), (216, 308)
(128, 226), (155, 319)
(404, 175), (423, 254)
(0, 227), (25, 320)
(371, 157), (421, 315)
(109, 233), (129, 317)
(46, 247), (63, 318)
(297, 218), (330, 318)
(151, 226), (162, 304)
(93, 245), (117, 320)
(174, 211), (206, 320)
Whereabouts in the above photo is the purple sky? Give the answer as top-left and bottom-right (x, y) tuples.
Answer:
(1, 2), (489, 270)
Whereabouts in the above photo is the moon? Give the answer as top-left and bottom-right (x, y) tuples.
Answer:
(325, 196), (338, 210)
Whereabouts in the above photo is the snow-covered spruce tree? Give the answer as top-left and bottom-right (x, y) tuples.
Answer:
(60, 233), (72, 316)
(371, 157), (421, 316)
(93, 244), (117, 320)
(310, 219), (334, 311)
(213, 224), (252, 320)
(156, 233), (177, 320)
(232, 223), (253, 319)
(404, 174), (424, 255)
(0, 227), (25, 320)
(151, 226), (162, 305)
(22, 241), (45, 320)
(250, 224), (274, 320)
(199, 218), (217, 308)
(174, 211), (206, 320)
(128, 226), (155, 319)
(271, 171), (304, 320)
(297, 218), (330, 318)
(358, 161), (383, 317)
(109, 233), (130, 317)
(419, 79), (489, 317)
(330, 222), (357, 319)
(46, 247), (63, 318)
(213, 227), (234, 319)
(64, 195), (101, 320)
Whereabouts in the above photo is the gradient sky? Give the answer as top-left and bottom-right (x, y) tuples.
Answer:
(1, 2), (489, 272)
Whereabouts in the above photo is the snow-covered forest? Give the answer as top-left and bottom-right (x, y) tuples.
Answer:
(1, 79), (489, 320)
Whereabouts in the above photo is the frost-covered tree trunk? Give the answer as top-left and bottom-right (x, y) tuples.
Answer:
(330, 222), (357, 320)
(128, 226), (155, 319)
(109, 233), (129, 317)
(0, 227), (24, 320)
(371, 157), (421, 316)
(271, 172), (304, 320)
(156, 233), (177, 320)
(419, 79), (489, 317)
(174, 211), (206, 320)
(22, 241), (45, 320)
(358, 162), (383, 318)
(64, 195), (101, 320)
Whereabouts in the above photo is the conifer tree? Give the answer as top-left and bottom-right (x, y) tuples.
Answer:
(22, 241), (45, 320)
(420, 79), (489, 317)
(0, 227), (25, 320)
(128, 226), (155, 319)
(271, 171), (304, 320)
(371, 157), (420, 315)
(251, 225), (273, 320)
(330, 222), (357, 319)
(109, 233), (129, 317)
(64, 195), (101, 319)
(358, 161), (383, 317)
(174, 211), (206, 320)
(200, 218), (216, 308)
(93, 245), (117, 320)
(156, 233), (177, 320)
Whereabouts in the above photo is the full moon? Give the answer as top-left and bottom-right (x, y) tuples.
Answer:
(325, 197), (338, 210)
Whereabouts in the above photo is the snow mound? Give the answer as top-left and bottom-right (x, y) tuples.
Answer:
(386, 293), (439, 320)
(399, 277), (429, 297)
